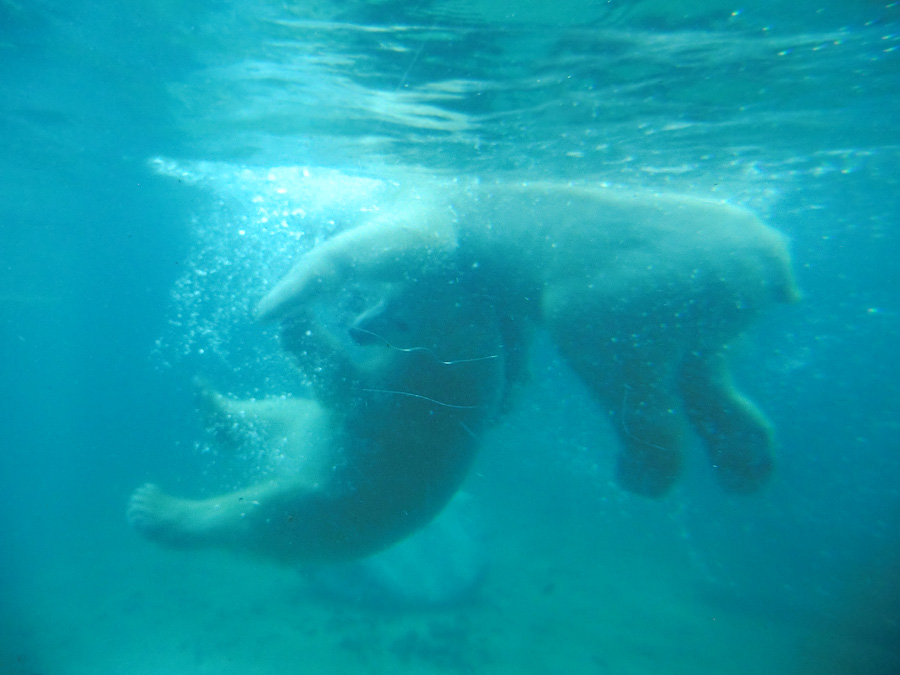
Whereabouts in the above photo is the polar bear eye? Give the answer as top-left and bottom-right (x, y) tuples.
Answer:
(348, 325), (383, 347)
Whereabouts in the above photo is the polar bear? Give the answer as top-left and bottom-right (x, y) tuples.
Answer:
(129, 274), (510, 562)
(257, 179), (799, 498)
(129, 178), (797, 564)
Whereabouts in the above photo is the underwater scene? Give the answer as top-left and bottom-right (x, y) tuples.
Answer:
(2, 1), (899, 673)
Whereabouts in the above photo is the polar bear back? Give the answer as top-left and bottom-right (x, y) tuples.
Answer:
(443, 183), (798, 335)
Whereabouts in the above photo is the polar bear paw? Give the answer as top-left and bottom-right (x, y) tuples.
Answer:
(127, 483), (197, 546)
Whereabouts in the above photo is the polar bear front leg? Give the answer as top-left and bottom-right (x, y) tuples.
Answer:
(255, 205), (459, 323)
(127, 480), (288, 550)
(610, 371), (686, 497)
(679, 352), (774, 493)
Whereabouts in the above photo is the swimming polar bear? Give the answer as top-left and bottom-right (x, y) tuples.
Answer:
(129, 274), (509, 563)
(256, 180), (799, 497)
(129, 178), (798, 564)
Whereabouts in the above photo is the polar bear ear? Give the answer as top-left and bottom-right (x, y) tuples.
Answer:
(762, 233), (801, 305)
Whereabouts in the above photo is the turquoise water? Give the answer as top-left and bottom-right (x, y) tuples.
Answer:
(2, 1), (899, 673)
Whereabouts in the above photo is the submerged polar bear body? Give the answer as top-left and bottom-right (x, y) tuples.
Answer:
(258, 180), (798, 498)
(130, 275), (508, 563)
(462, 185), (798, 495)
(130, 178), (798, 564)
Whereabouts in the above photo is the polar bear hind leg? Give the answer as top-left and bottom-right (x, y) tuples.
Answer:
(195, 378), (338, 481)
